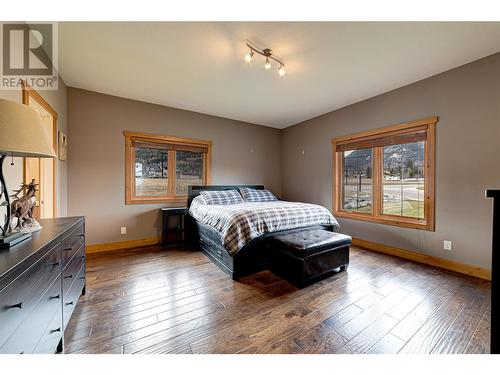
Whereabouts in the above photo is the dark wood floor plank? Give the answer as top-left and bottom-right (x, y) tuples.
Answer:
(335, 313), (399, 354)
(368, 333), (407, 354)
(63, 245), (491, 354)
(431, 289), (489, 354)
(464, 297), (491, 354)
(389, 279), (461, 342)
(293, 304), (363, 352)
(398, 284), (474, 354)
(335, 288), (410, 341)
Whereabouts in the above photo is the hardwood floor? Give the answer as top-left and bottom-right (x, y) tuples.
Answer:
(64, 245), (491, 354)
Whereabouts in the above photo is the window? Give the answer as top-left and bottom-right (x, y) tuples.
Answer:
(332, 117), (436, 231)
(125, 131), (212, 204)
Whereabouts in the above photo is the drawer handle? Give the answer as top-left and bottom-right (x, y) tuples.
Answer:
(65, 301), (74, 306)
(79, 276), (86, 280)
(50, 294), (61, 300)
(7, 301), (23, 309)
(78, 234), (85, 237)
(50, 327), (61, 334)
(64, 247), (72, 251)
(51, 261), (60, 267)
(64, 274), (73, 279)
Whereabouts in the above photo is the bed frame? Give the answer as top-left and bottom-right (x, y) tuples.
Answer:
(187, 185), (334, 279)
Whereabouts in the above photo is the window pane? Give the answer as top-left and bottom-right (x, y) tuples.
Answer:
(134, 147), (168, 196)
(175, 150), (204, 195)
(342, 148), (373, 213)
(382, 141), (425, 219)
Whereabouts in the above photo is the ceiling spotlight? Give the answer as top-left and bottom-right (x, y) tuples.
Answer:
(244, 50), (254, 63)
(244, 42), (286, 76)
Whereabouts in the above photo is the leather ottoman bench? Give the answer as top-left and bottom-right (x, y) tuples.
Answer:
(269, 229), (351, 288)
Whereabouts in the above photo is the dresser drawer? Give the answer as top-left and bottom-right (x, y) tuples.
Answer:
(63, 264), (85, 329)
(0, 242), (62, 348)
(62, 245), (85, 297)
(62, 221), (85, 267)
(33, 306), (63, 354)
(0, 276), (62, 354)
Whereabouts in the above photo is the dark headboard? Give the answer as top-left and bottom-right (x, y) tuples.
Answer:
(187, 185), (264, 207)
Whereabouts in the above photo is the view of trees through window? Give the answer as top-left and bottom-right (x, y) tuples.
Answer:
(343, 148), (373, 213)
(135, 147), (168, 196)
(175, 151), (204, 195)
(134, 148), (204, 196)
(383, 141), (425, 219)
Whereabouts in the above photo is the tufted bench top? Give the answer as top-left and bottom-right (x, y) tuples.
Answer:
(272, 229), (352, 257)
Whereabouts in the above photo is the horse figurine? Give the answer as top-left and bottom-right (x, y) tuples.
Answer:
(10, 179), (40, 231)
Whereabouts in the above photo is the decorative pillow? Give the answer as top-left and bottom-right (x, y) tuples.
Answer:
(200, 189), (244, 205)
(239, 187), (277, 202)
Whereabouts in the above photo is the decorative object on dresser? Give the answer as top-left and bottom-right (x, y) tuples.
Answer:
(10, 179), (41, 232)
(0, 98), (56, 249)
(161, 207), (188, 246)
(486, 189), (499, 354)
(0, 217), (86, 354)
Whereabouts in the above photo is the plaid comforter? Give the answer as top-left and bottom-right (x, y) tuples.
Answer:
(189, 197), (340, 255)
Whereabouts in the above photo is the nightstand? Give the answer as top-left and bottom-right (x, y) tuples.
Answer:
(161, 207), (189, 246)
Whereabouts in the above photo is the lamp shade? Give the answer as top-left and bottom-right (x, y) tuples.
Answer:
(0, 98), (56, 158)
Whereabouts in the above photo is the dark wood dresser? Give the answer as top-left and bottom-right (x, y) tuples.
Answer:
(0, 217), (85, 354)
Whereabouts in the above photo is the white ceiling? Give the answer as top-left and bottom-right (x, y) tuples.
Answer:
(59, 22), (500, 129)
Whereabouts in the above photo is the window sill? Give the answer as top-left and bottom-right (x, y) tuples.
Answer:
(126, 196), (188, 205)
(333, 210), (435, 231)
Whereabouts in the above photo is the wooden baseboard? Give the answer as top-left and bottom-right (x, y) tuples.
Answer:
(352, 237), (491, 281)
(86, 237), (161, 254)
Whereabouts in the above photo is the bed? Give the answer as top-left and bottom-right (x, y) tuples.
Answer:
(187, 185), (340, 279)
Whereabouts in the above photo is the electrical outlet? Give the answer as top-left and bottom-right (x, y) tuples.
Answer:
(121, 227), (127, 235)
(443, 240), (452, 251)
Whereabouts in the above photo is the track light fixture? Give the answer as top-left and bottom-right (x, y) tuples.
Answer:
(244, 42), (286, 77)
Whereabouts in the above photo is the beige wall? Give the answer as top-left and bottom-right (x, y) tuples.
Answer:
(281, 53), (500, 270)
(0, 82), (68, 226)
(66, 88), (282, 245)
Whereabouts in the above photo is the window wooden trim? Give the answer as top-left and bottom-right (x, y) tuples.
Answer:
(332, 117), (437, 231)
(124, 131), (212, 205)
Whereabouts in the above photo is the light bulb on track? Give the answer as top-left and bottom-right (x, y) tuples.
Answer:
(264, 58), (271, 70)
(244, 50), (253, 63)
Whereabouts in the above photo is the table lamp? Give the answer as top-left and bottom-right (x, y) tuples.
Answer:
(0, 98), (56, 248)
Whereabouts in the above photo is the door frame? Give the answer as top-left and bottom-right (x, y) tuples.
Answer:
(21, 81), (58, 217)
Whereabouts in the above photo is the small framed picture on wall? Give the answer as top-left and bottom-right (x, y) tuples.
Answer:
(58, 131), (67, 161)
